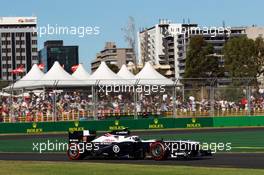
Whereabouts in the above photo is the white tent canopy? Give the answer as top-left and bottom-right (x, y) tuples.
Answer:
(135, 62), (173, 85)
(88, 61), (130, 85)
(31, 61), (83, 88)
(4, 64), (45, 90)
(0, 92), (11, 96)
(3, 61), (174, 91)
(117, 64), (135, 80)
(72, 64), (90, 80)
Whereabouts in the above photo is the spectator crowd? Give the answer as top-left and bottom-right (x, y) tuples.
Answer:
(1, 90), (264, 122)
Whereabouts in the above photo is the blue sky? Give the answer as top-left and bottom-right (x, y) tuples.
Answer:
(1, 0), (263, 72)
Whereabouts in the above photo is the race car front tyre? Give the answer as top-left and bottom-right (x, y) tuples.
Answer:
(67, 143), (81, 160)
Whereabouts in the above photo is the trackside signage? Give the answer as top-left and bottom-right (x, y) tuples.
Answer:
(27, 122), (43, 133)
(109, 120), (126, 130)
(186, 118), (202, 128)
(69, 121), (84, 133)
(149, 118), (164, 129)
(3, 116), (264, 134)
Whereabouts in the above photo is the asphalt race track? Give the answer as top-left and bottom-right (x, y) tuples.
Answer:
(0, 127), (264, 169)
(0, 152), (263, 169)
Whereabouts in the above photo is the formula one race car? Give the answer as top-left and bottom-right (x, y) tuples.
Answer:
(67, 128), (212, 160)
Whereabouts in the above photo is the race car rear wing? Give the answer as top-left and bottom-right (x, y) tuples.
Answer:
(109, 128), (130, 136)
(69, 130), (96, 142)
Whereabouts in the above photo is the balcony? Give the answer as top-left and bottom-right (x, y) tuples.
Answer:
(179, 69), (185, 74)
(177, 44), (184, 49)
(177, 56), (185, 61)
(177, 50), (184, 54)
(178, 62), (185, 67)
(205, 40), (225, 44)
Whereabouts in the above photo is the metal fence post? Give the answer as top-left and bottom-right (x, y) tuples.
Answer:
(210, 79), (215, 117)
(133, 79), (139, 120)
(247, 85), (251, 116)
(95, 84), (98, 120)
(52, 80), (58, 122)
(172, 79), (178, 118)
(92, 84), (97, 120)
(92, 80), (99, 120)
(210, 84), (215, 117)
(182, 85), (185, 102)
(10, 82), (14, 122)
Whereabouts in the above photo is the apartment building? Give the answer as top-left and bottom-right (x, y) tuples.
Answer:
(91, 42), (135, 72)
(0, 17), (38, 81)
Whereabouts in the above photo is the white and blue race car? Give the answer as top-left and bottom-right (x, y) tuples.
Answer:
(67, 129), (212, 160)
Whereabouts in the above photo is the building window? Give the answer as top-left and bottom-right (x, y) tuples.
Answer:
(126, 54), (133, 58)
(1, 33), (10, 37)
(16, 40), (25, 45)
(15, 33), (25, 37)
(32, 56), (38, 61)
(32, 40), (37, 45)
(16, 48), (25, 52)
(2, 56), (11, 60)
(2, 48), (11, 53)
(1, 40), (11, 45)
(16, 64), (25, 67)
(32, 48), (37, 52)
(2, 64), (11, 68)
(16, 56), (25, 60)
(32, 32), (37, 37)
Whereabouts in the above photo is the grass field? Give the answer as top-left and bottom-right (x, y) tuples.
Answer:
(0, 161), (263, 175)
(0, 129), (264, 153)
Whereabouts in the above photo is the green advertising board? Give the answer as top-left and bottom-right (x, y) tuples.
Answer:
(0, 116), (264, 134)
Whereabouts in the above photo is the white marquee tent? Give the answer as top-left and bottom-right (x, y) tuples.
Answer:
(72, 64), (90, 80)
(4, 64), (45, 90)
(31, 61), (83, 88)
(0, 92), (11, 96)
(88, 61), (130, 85)
(3, 61), (175, 91)
(117, 64), (135, 80)
(135, 62), (173, 85)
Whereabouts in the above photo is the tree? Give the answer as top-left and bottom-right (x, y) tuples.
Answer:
(254, 37), (264, 77)
(184, 36), (223, 78)
(223, 36), (257, 78)
(122, 17), (138, 70)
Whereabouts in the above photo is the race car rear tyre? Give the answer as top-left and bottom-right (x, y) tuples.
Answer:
(67, 143), (81, 160)
(150, 141), (168, 161)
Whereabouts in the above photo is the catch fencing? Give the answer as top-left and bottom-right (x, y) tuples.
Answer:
(0, 78), (263, 123)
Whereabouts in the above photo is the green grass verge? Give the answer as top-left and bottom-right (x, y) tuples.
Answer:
(0, 161), (263, 175)
(0, 130), (264, 153)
